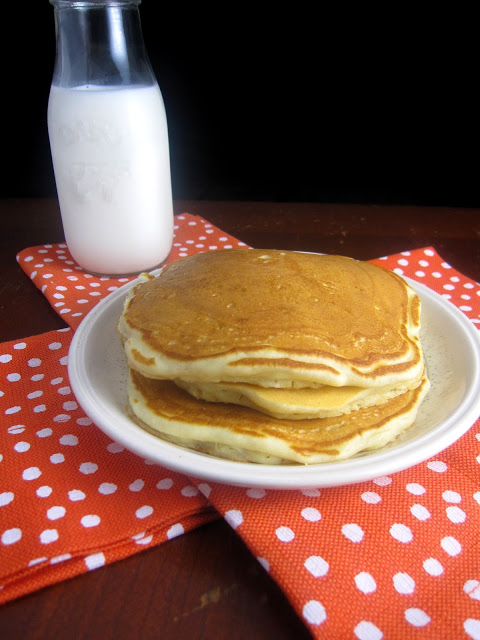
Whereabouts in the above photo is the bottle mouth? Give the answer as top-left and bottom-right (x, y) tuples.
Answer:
(49, 0), (142, 7)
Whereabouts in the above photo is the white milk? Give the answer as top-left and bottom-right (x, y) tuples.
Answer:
(47, 84), (174, 275)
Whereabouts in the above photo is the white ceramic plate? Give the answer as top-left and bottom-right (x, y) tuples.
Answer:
(68, 275), (480, 489)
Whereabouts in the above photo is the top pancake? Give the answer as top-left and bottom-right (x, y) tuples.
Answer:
(118, 249), (423, 388)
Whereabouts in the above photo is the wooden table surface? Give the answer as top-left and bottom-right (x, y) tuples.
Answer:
(1, 198), (479, 640)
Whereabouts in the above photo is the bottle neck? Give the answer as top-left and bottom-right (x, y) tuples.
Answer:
(51, 1), (156, 89)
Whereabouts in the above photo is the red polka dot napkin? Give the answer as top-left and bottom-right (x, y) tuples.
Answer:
(0, 329), (218, 603)
(1, 215), (246, 604)
(2, 213), (480, 639)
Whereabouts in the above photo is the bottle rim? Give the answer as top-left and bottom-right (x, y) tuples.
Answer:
(49, 0), (142, 7)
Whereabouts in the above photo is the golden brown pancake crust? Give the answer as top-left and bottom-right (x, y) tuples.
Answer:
(129, 368), (430, 463)
(120, 250), (422, 386)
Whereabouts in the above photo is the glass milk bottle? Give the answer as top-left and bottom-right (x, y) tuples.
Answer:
(47, 0), (174, 275)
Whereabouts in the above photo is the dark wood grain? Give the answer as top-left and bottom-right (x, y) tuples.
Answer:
(1, 198), (479, 640)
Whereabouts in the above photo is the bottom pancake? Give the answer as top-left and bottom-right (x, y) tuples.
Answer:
(127, 369), (431, 465)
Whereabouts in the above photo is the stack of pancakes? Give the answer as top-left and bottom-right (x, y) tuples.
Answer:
(117, 249), (430, 465)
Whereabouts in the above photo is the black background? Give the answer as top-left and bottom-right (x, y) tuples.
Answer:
(2, 3), (479, 207)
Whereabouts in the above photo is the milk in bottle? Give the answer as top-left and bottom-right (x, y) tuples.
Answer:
(47, 0), (173, 275)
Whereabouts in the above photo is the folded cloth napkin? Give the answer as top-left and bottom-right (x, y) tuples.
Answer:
(1, 214), (246, 603)
(1, 213), (479, 640)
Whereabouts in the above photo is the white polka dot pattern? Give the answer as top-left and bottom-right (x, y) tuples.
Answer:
(0, 328), (216, 599)
(3, 222), (480, 638)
